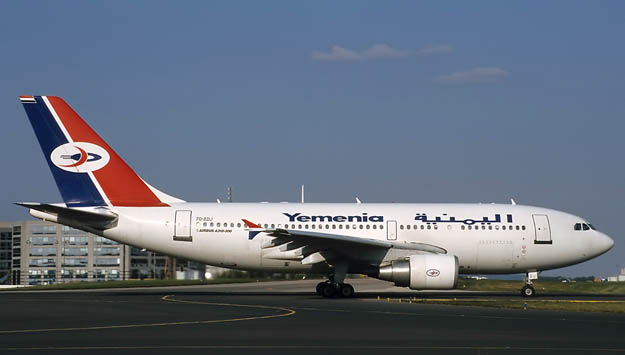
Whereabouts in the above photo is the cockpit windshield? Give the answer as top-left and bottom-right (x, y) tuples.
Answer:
(574, 223), (597, 231)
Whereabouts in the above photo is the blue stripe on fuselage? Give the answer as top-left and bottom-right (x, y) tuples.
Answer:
(22, 96), (105, 207)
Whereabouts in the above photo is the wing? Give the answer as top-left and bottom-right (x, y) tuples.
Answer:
(242, 219), (446, 265)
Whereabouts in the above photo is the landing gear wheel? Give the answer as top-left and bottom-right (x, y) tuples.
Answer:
(321, 283), (336, 298)
(521, 285), (536, 297)
(339, 283), (354, 298)
(316, 282), (327, 296)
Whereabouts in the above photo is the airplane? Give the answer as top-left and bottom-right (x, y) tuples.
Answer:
(16, 95), (614, 298)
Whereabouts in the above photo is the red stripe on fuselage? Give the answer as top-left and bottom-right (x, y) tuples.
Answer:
(47, 96), (168, 207)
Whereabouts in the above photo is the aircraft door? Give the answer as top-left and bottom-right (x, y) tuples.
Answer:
(387, 220), (397, 240)
(532, 214), (552, 244)
(174, 210), (192, 242)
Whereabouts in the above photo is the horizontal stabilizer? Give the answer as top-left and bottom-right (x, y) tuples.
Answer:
(15, 202), (118, 231)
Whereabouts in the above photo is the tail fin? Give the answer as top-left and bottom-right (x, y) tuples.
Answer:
(19, 95), (183, 207)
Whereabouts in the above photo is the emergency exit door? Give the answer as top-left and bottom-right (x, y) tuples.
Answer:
(533, 214), (552, 244)
(387, 220), (397, 240)
(174, 210), (192, 241)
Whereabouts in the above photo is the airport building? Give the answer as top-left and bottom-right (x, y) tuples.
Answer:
(0, 220), (210, 285)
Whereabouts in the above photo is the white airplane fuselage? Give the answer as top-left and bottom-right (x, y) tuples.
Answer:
(91, 202), (613, 276)
(18, 95), (614, 296)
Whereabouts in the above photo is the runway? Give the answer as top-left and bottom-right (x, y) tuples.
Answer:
(1, 279), (625, 354)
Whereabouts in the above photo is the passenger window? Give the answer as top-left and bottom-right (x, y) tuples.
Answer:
(400, 225), (404, 230)
(311, 225), (315, 229)
(427, 225), (431, 230)
(421, 225), (425, 230)
(516, 225), (520, 230)
(366, 225), (370, 230)
(338, 225), (343, 229)
(488, 225), (493, 230)
(380, 225), (384, 230)
(372, 225), (377, 229)
(406, 225), (411, 230)
(461, 225), (466, 230)
(522, 225), (526, 230)
(346, 225), (350, 230)
(467, 225), (471, 230)
(574, 223), (582, 231)
(359, 225), (364, 230)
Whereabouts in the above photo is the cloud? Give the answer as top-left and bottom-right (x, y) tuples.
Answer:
(312, 44), (451, 61)
(434, 67), (509, 85)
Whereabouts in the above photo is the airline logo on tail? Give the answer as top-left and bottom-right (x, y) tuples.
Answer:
(50, 142), (110, 172)
(19, 95), (178, 207)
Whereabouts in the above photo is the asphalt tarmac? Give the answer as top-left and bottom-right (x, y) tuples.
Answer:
(1, 279), (625, 354)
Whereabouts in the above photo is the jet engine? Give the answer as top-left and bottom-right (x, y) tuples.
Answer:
(377, 254), (458, 290)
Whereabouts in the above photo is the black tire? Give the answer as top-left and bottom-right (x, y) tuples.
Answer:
(339, 283), (354, 298)
(322, 283), (336, 298)
(521, 285), (536, 297)
(316, 282), (327, 296)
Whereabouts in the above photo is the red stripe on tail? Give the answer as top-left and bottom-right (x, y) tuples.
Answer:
(47, 97), (168, 207)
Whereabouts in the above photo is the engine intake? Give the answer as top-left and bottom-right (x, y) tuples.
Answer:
(378, 254), (458, 290)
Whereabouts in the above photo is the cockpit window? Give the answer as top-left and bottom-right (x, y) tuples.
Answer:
(575, 222), (597, 231)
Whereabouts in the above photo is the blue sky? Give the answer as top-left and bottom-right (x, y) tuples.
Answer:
(1, 1), (623, 276)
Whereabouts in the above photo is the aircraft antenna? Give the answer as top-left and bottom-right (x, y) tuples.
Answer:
(301, 185), (305, 203)
(228, 186), (232, 202)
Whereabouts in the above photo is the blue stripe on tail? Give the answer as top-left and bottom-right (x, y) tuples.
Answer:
(22, 96), (105, 207)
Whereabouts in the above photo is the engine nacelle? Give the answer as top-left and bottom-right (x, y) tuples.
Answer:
(377, 254), (459, 290)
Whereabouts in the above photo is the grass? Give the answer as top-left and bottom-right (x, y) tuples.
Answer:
(400, 297), (625, 313)
(457, 278), (625, 295)
(3, 278), (264, 291)
(401, 278), (625, 313)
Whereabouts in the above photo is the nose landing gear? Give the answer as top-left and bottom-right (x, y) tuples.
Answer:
(521, 284), (536, 297)
(521, 271), (538, 297)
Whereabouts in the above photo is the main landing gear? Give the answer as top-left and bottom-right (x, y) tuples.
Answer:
(316, 261), (354, 298)
(521, 271), (538, 297)
(316, 281), (355, 298)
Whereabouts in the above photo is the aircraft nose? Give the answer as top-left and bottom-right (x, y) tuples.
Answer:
(593, 232), (614, 255)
